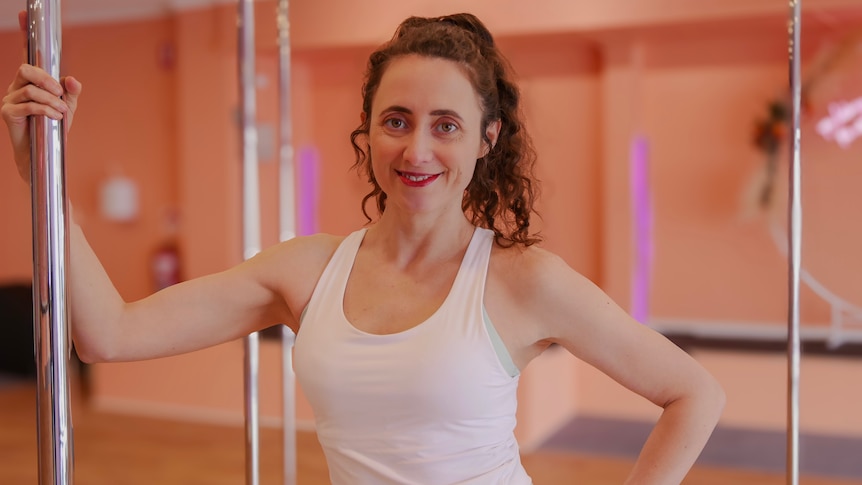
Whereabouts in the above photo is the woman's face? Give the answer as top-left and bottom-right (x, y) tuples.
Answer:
(368, 54), (499, 217)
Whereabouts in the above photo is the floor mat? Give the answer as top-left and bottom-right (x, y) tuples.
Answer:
(540, 416), (862, 479)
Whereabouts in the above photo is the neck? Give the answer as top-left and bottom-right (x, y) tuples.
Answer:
(365, 211), (475, 268)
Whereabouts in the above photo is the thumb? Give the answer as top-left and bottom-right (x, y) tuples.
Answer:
(62, 76), (82, 100)
(60, 76), (82, 137)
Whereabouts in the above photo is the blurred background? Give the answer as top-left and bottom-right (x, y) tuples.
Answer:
(1, 0), (862, 483)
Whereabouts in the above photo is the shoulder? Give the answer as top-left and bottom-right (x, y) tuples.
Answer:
(242, 232), (349, 327)
(483, 243), (597, 366)
(251, 232), (344, 273)
(487, 242), (610, 342)
(274, 232), (344, 263)
(488, 243), (581, 301)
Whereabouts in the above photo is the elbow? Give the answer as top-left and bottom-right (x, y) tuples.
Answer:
(707, 371), (726, 409)
(715, 382), (727, 418)
(71, 310), (126, 363)
(73, 342), (108, 364)
(715, 380), (727, 411)
(664, 373), (726, 424)
(72, 334), (117, 364)
(74, 351), (103, 365)
(698, 374), (727, 423)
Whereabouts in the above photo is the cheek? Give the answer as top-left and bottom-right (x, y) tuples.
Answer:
(368, 131), (397, 159)
(456, 156), (478, 184)
(367, 146), (391, 188)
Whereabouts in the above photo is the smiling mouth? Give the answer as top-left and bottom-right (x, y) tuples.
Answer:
(396, 170), (441, 186)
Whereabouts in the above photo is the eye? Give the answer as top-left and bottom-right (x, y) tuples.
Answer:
(437, 122), (458, 134)
(383, 118), (406, 129)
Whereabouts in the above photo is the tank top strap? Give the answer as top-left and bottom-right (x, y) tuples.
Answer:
(301, 228), (366, 326)
(445, 227), (495, 320)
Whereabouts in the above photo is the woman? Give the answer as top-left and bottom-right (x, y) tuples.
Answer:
(3, 12), (724, 485)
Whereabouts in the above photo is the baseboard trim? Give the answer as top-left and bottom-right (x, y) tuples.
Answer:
(651, 319), (862, 357)
(91, 396), (317, 433)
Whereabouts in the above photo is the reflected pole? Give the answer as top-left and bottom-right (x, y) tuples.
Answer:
(27, 0), (74, 483)
(276, 0), (298, 484)
(238, 0), (261, 484)
(786, 1), (803, 485)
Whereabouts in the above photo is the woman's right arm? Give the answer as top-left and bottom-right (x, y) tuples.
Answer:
(3, 63), (314, 363)
(69, 221), (296, 363)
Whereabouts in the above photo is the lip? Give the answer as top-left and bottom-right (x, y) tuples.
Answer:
(395, 169), (441, 187)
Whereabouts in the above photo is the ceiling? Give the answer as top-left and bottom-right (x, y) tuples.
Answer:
(3, 1), (861, 37)
(0, 0), (233, 30)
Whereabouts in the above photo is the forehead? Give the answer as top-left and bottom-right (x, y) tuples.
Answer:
(373, 55), (483, 116)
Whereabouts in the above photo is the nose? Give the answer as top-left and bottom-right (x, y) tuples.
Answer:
(402, 130), (433, 165)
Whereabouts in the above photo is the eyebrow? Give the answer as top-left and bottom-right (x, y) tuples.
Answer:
(381, 105), (464, 121)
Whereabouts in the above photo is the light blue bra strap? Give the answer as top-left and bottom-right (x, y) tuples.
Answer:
(483, 306), (520, 378)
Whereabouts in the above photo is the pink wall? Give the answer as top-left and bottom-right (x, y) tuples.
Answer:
(497, 34), (603, 279)
(2, 0), (862, 449)
(0, 19), (176, 301)
(631, 19), (862, 326)
(285, 0), (862, 49)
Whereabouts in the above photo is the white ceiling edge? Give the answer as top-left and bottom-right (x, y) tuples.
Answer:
(0, 0), (237, 31)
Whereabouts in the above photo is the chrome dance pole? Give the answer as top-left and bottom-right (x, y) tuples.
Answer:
(27, 1), (74, 483)
(276, 0), (298, 484)
(281, 328), (296, 485)
(786, 1), (803, 485)
(238, 0), (261, 484)
(277, 0), (296, 247)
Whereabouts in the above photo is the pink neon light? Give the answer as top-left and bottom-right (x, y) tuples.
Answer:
(297, 146), (319, 236)
(630, 136), (652, 324)
(816, 96), (862, 148)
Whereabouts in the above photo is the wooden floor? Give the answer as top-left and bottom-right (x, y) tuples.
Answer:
(1, 382), (859, 485)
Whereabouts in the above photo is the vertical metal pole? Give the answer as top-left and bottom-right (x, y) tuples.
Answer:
(243, 331), (260, 485)
(281, 328), (296, 485)
(276, 1), (298, 484)
(238, 1), (261, 484)
(27, 1), (74, 484)
(786, 1), (802, 485)
(277, 0), (296, 245)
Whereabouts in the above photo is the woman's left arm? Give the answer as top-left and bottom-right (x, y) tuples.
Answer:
(517, 248), (726, 484)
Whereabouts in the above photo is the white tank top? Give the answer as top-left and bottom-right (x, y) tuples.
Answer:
(294, 227), (532, 484)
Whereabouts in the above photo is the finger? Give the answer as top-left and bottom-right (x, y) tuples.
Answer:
(61, 76), (82, 97)
(59, 76), (81, 128)
(60, 76), (81, 113)
(2, 94), (67, 122)
(8, 64), (63, 97)
(1, 100), (65, 123)
(4, 83), (68, 115)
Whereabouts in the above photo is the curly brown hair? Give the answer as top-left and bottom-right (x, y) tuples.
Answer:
(350, 13), (541, 247)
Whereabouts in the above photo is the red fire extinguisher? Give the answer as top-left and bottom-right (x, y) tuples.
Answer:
(151, 209), (182, 291)
(151, 240), (181, 291)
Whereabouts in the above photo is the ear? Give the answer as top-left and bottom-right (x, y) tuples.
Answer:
(360, 111), (367, 125)
(481, 120), (502, 157)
